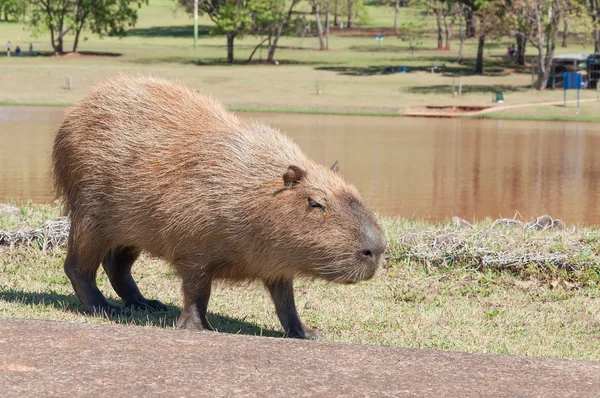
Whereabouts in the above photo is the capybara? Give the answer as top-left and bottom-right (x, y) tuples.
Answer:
(52, 76), (386, 338)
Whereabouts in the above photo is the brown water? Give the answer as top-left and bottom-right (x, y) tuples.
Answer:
(2, 106), (600, 225)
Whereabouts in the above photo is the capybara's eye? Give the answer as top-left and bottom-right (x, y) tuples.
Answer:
(308, 198), (325, 212)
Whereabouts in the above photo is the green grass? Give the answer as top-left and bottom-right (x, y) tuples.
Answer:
(473, 102), (600, 122)
(2, 203), (600, 360)
(0, 0), (598, 120)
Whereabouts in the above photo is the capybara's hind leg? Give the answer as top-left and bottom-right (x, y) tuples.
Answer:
(266, 279), (323, 339)
(64, 231), (128, 316)
(176, 276), (213, 331)
(102, 247), (168, 311)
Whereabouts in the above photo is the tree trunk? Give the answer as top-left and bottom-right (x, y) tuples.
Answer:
(457, 12), (465, 63)
(595, 25), (600, 53)
(347, 0), (352, 28)
(248, 37), (270, 63)
(516, 33), (527, 65)
(314, 3), (326, 50)
(475, 34), (485, 74)
(56, 37), (64, 54)
(73, 29), (82, 53)
(394, 0), (399, 33)
(435, 3), (443, 49)
(537, 52), (548, 90)
(50, 28), (58, 54)
(561, 18), (568, 48)
(227, 33), (235, 63)
(325, 0), (330, 50)
(334, 0), (338, 26)
(443, 9), (453, 50)
(466, 9), (476, 38)
(267, 0), (299, 62)
(535, 6), (561, 91)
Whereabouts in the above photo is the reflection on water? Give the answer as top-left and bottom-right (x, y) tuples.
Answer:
(1, 106), (600, 225)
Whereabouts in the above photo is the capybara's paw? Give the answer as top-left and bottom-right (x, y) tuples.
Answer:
(303, 327), (324, 340)
(176, 311), (208, 331)
(90, 303), (131, 318)
(126, 298), (170, 312)
(286, 326), (324, 340)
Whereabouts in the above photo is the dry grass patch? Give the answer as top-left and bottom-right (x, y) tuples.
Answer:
(2, 204), (600, 360)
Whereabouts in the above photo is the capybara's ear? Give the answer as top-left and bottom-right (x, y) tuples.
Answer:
(283, 165), (306, 187)
(331, 160), (339, 173)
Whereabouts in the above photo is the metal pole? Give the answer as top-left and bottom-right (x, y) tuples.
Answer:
(194, 0), (198, 49)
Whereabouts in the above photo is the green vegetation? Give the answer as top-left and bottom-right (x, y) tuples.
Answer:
(2, 204), (600, 360)
(0, 0), (599, 119)
(474, 102), (600, 122)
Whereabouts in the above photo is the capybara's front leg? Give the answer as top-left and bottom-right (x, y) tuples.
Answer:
(176, 276), (213, 331)
(266, 279), (323, 339)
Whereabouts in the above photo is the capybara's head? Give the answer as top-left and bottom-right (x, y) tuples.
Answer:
(268, 161), (387, 284)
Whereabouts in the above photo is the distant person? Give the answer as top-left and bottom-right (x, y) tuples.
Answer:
(508, 44), (516, 57)
(29, 43), (33, 54)
(15, 46), (21, 56)
(7, 41), (11, 57)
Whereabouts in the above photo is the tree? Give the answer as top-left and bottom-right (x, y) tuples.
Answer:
(511, 0), (569, 91)
(587, 0), (600, 52)
(511, 4), (531, 65)
(454, 0), (509, 74)
(343, 0), (368, 28)
(394, 0), (400, 32)
(456, 2), (468, 62)
(453, 0), (487, 73)
(442, 2), (460, 50)
(0, 0), (25, 22)
(311, 0), (326, 49)
(561, 16), (569, 46)
(347, 0), (352, 27)
(247, 0), (302, 63)
(27, 0), (146, 54)
(178, 0), (252, 63)
(426, 0), (444, 49)
(399, 20), (424, 58)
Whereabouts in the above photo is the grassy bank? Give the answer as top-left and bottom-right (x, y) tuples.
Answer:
(0, 0), (599, 121)
(2, 204), (600, 360)
(473, 101), (600, 123)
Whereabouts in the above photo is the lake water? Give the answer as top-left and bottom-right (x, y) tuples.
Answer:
(2, 106), (600, 225)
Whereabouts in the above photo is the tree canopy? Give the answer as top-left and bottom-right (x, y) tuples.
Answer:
(27, 0), (147, 54)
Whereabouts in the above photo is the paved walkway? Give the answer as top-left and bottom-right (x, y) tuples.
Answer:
(404, 98), (599, 118)
(1, 319), (599, 397)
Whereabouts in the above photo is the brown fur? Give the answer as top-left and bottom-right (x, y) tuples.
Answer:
(52, 75), (386, 338)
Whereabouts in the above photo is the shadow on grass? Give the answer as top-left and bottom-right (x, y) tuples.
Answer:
(0, 289), (284, 338)
(314, 65), (389, 76)
(129, 57), (234, 66)
(405, 84), (532, 94)
(316, 55), (530, 77)
(127, 25), (212, 38)
(130, 56), (320, 67)
(2, 50), (122, 58)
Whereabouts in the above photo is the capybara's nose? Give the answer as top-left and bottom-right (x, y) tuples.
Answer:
(359, 227), (386, 263)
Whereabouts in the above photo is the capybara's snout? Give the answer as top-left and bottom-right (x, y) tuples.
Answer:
(336, 221), (386, 284)
(358, 223), (387, 268)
